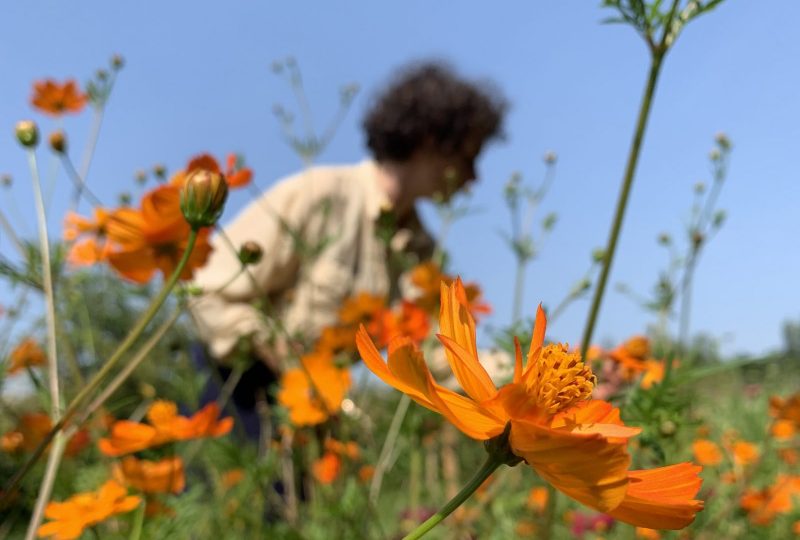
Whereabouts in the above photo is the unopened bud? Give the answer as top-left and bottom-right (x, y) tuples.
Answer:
(660, 420), (677, 437)
(714, 132), (731, 151)
(139, 383), (156, 399)
(15, 120), (39, 148)
(693, 182), (705, 194)
(542, 212), (557, 231)
(111, 54), (125, 70)
(543, 150), (557, 165)
(657, 232), (671, 246)
(1, 174), (12, 187)
(691, 230), (704, 249)
(48, 130), (67, 154)
(591, 248), (606, 264)
(152, 164), (166, 179)
(180, 169), (229, 228)
(96, 69), (108, 82)
(713, 210), (726, 228)
(709, 149), (721, 162)
(238, 241), (263, 265)
(118, 192), (132, 206)
(134, 170), (147, 185)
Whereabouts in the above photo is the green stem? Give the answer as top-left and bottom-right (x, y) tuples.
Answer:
(402, 453), (502, 540)
(28, 149), (61, 419)
(580, 52), (665, 361)
(0, 229), (199, 508)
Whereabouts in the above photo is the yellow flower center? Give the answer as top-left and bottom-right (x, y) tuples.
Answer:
(526, 344), (596, 416)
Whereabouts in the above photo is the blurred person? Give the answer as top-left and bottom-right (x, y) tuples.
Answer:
(189, 61), (508, 436)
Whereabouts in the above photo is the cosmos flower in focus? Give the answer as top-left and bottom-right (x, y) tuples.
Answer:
(356, 278), (704, 530)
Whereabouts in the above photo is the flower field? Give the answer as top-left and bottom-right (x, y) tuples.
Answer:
(1, 2), (799, 539)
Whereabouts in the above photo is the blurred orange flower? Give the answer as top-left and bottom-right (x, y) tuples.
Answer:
(526, 486), (549, 512)
(98, 401), (232, 456)
(358, 465), (375, 483)
(64, 209), (112, 266)
(740, 475), (800, 525)
(174, 152), (253, 190)
(277, 351), (351, 426)
(324, 438), (360, 459)
(408, 261), (491, 320)
(312, 452), (342, 484)
(7, 413), (88, 456)
(338, 293), (386, 326)
(113, 456), (185, 494)
(636, 528), (661, 540)
(769, 394), (800, 440)
(31, 79), (87, 116)
(37, 479), (140, 540)
(731, 441), (759, 466)
(367, 300), (430, 348)
(692, 439), (722, 466)
(221, 468), (245, 489)
(7, 338), (46, 374)
(104, 184), (213, 283)
(356, 278), (704, 530)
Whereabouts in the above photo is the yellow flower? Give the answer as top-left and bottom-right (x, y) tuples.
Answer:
(356, 278), (704, 530)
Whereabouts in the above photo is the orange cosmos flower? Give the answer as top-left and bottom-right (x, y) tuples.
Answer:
(31, 79), (87, 116)
(7, 338), (47, 374)
(98, 400), (232, 456)
(312, 452), (342, 484)
(63, 209), (113, 266)
(367, 300), (430, 348)
(277, 351), (351, 426)
(113, 456), (185, 494)
(103, 184), (213, 283)
(740, 475), (800, 525)
(8, 413), (88, 456)
(221, 469), (245, 489)
(324, 438), (360, 459)
(731, 441), (759, 466)
(409, 261), (491, 320)
(692, 439), (723, 466)
(170, 152), (253, 190)
(769, 394), (800, 440)
(37, 479), (140, 540)
(526, 486), (549, 512)
(356, 278), (704, 530)
(358, 465), (375, 483)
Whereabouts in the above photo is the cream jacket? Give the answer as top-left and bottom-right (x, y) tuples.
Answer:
(189, 160), (433, 363)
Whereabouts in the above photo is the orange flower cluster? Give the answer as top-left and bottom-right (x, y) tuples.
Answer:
(98, 400), (232, 456)
(312, 438), (361, 484)
(277, 351), (351, 426)
(740, 475), (800, 525)
(37, 480), (140, 540)
(409, 261), (491, 320)
(769, 393), (800, 440)
(1, 413), (88, 456)
(590, 336), (666, 397)
(6, 338), (46, 374)
(31, 79), (87, 116)
(356, 279), (704, 530)
(113, 456), (185, 494)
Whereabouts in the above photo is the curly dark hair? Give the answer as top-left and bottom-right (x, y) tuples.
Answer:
(363, 61), (508, 162)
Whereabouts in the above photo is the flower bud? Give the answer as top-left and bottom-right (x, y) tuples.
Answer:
(152, 164), (166, 180)
(180, 169), (229, 228)
(48, 130), (67, 154)
(543, 150), (558, 165)
(14, 120), (39, 148)
(657, 232), (671, 246)
(660, 420), (677, 437)
(134, 170), (147, 185)
(118, 192), (132, 206)
(591, 248), (606, 264)
(1, 174), (12, 187)
(714, 132), (731, 151)
(691, 230), (704, 249)
(111, 54), (125, 70)
(238, 241), (263, 265)
(693, 181), (705, 194)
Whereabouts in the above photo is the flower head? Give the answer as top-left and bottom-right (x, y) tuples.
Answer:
(31, 80), (87, 116)
(113, 456), (185, 494)
(277, 351), (351, 426)
(356, 278), (704, 530)
(37, 480), (140, 540)
(98, 401), (232, 456)
(7, 338), (46, 374)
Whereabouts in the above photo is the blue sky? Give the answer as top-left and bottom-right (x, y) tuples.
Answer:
(1, 1), (798, 357)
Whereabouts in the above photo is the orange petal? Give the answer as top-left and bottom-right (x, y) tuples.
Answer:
(511, 419), (631, 512)
(607, 463), (704, 529)
(551, 401), (642, 440)
(438, 279), (496, 402)
(530, 304), (546, 355)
